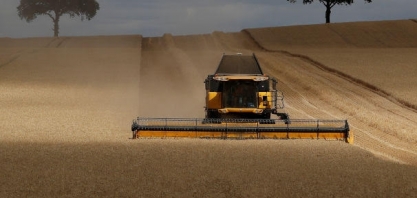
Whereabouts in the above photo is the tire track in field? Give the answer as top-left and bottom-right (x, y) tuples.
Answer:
(277, 50), (417, 124)
(282, 50), (417, 113)
(0, 38), (71, 71)
(1, 37), (70, 70)
(55, 37), (69, 48)
(0, 49), (40, 70)
(0, 53), (21, 69)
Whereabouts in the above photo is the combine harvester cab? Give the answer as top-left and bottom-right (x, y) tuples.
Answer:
(132, 53), (353, 144)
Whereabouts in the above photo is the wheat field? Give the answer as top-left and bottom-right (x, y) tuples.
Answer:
(1, 20), (417, 197)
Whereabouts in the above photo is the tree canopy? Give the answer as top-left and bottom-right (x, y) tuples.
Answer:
(288, 0), (372, 23)
(17, 0), (100, 37)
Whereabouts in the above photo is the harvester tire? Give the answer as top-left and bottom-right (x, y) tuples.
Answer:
(206, 110), (220, 119)
(131, 120), (139, 132)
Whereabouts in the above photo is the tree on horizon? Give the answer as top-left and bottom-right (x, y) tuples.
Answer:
(288, 0), (372, 23)
(17, 0), (100, 37)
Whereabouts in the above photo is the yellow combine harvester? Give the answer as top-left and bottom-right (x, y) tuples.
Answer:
(131, 53), (353, 143)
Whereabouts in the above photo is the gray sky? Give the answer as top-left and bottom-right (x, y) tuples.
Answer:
(1, 0), (416, 38)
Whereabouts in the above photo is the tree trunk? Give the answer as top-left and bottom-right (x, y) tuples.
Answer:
(325, 5), (331, 23)
(53, 15), (60, 37)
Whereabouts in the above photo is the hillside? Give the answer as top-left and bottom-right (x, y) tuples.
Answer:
(1, 20), (417, 197)
(245, 20), (417, 48)
(245, 20), (417, 109)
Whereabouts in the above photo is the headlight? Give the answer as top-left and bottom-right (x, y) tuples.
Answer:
(213, 76), (229, 81)
(253, 109), (264, 114)
(253, 76), (269, 81)
(218, 109), (229, 113)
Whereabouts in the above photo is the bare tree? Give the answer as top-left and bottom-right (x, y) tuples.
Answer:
(17, 0), (100, 37)
(288, 0), (372, 23)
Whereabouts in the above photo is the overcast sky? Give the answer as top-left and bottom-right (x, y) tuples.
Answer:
(1, 0), (416, 38)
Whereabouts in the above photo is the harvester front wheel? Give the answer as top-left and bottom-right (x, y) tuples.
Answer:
(131, 120), (139, 139)
(206, 110), (220, 119)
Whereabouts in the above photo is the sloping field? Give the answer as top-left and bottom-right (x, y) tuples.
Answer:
(246, 19), (417, 108)
(1, 20), (417, 197)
